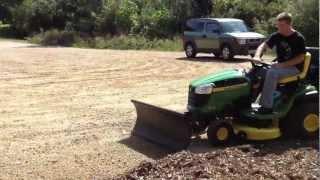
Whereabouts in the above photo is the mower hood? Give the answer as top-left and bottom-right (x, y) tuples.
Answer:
(190, 69), (245, 87)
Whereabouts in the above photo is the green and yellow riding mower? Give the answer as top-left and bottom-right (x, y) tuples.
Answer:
(131, 50), (319, 151)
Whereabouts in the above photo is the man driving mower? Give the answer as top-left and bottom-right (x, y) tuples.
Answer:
(129, 12), (318, 150)
(253, 12), (306, 114)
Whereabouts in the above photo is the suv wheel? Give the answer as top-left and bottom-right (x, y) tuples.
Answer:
(213, 52), (221, 58)
(185, 43), (197, 58)
(221, 45), (234, 60)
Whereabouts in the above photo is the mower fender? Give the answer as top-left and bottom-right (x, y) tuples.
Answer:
(295, 90), (318, 103)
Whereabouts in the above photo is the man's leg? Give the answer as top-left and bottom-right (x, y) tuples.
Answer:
(260, 66), (300, 109)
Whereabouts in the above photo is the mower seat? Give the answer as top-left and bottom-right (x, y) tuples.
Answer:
(278, 52), (311, 84)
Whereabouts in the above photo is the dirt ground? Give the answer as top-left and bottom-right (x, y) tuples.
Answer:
(0, 40), (252, 179)
(0, 40), (317, 179)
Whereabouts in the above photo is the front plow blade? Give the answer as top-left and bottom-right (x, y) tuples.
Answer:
(131, 100), (192, 151)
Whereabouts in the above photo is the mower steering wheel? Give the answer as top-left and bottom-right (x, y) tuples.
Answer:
(249, 59), (270, 68)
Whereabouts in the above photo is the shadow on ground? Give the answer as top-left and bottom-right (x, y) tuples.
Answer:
(119, 134), (319, 160)
(118, 136), (172, 159)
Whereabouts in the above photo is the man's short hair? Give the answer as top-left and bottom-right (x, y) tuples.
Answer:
(276, 12), (292, 25)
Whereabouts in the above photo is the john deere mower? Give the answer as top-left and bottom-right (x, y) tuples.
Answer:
(131, 48), (319, 151)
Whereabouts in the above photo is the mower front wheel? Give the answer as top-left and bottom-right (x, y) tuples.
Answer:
(207, 120), (234, 146)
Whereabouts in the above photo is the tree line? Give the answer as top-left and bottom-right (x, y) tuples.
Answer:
(0, 0), (318, 46)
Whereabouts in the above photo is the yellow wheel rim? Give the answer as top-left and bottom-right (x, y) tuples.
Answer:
(303, 113), (319, 132)
(217, 127), (229, 141)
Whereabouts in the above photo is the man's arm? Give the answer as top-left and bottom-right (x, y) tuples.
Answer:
(273, 53), (305, 68)
(254, 42), (270, 61)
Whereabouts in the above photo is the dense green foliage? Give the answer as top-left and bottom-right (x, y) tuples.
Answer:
(286, 0), (319, 47)
(0, 0), (23, 23)
(1, 0), (318, 47)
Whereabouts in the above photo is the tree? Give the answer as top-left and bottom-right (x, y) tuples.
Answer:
(192, 0), (213, 18)
(7, 0), (319, 45)
(29, 0), (57, 32)
(0, 0), (23, 23)
(55, 0), (103, 33)
(286, 0), (319, 46)
(115, 0), (139, 34)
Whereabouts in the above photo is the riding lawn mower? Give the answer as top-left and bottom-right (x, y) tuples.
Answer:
(131, 48), (319, 151)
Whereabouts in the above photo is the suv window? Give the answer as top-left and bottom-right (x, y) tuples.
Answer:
(206, 23), (220, 33)
(221, 21), (248, 33)
(185, 20), (205, 32)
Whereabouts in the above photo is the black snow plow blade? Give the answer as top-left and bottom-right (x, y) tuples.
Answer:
(131, 100), (192, 151)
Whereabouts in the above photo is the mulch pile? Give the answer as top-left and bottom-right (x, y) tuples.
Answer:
(115, 139), (319, 179)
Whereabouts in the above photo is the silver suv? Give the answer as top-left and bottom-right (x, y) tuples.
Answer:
(182, 18), (265, 60)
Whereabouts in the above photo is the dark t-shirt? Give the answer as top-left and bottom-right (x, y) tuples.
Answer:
(266, 31), (306, 71)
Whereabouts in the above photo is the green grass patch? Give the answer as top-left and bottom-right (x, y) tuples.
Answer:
(29, 30), (182, 51)
(28, 29), (79, 46)
(74, 35), (182, 51)
(0, 23), (16, 38)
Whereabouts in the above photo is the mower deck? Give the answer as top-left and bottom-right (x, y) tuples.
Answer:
(233, 120), (281, 140)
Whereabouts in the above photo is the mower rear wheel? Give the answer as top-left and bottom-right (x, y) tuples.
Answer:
(207, 120), (234, 146)
(280, 101), (319, 138)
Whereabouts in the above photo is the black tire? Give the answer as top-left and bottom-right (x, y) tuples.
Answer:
(280, 101), (319, 138)
(221, 45), (234, 60)
(185, 43), (197, 58)
(207, 120), (234, 146)
(213, 52), (221, 58)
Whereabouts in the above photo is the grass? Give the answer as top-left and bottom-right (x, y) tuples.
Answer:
(0, 38), (27, 43)
(28, 30), (183, 51)
(0, 23), (16, 38)
(74, 35), (182, 51)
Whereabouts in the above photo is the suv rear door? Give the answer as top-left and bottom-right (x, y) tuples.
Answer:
(184, 20), (207, 49)
(202, 21), (221, 50)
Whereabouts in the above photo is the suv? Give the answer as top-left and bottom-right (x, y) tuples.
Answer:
(182, 18), (265, 60)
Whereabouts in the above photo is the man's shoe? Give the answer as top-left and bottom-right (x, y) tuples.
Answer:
(256, 107), (273, 114)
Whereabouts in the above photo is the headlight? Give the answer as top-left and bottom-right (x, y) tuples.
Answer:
(236, 39), (246, 45)
(195, 84), (213, 94)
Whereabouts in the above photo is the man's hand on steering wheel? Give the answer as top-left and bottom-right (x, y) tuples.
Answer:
(252, 56), (263, 63)
(249, 56), (271, 68)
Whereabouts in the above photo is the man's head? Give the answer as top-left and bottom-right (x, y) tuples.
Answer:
(276, 12), (293, 35)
